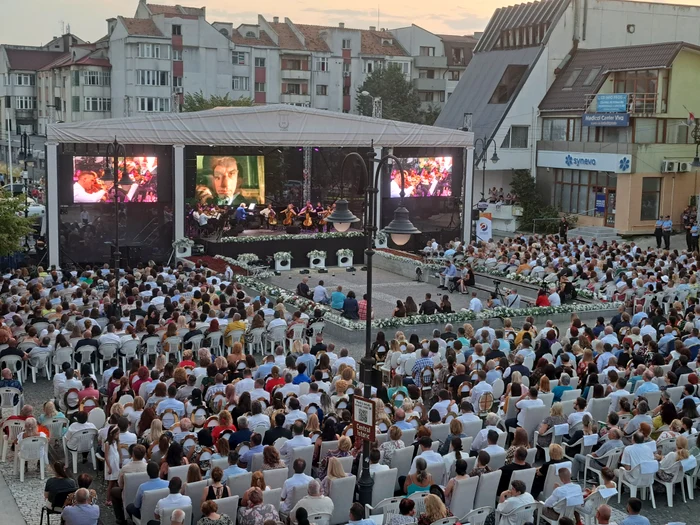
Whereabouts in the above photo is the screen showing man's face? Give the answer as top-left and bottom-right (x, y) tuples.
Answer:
(212, 159), (238, 199)
(78, 173), (98, 192)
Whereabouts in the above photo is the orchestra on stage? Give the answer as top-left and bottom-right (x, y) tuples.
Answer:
(187, 200), (336, 239)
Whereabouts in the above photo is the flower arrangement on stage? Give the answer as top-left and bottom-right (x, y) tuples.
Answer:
(236, 253), (259, 263)
(374, 249), (443, 272)
(219, 231), (364, 243)
(172, 238), (195, 249)
(307, 250), (327, 259)
(336, 249), (354, 258)
(273, 252), (293, 261)
(214, 255), (274, 279)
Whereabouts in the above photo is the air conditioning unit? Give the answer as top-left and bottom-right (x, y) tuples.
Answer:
(678, 161), (691, 173)
(661, 160), (677, 173)
(174, 87), (183, 94)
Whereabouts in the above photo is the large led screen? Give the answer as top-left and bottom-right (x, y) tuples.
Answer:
(72, 156), (158, 203)
(389, 157), (453, 198)
(194, 155), (265, 206)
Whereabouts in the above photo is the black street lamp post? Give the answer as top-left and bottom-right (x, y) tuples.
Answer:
(105, 138), (126, 283)
(17, 132), (35, 249)
(325, 150), (420, 505)
(471, 137), (499, 239)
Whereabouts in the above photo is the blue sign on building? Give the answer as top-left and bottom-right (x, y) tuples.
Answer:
(595, 193), (606, 214)
(583, 113), (630, 127)
(596, 94), (628, 113)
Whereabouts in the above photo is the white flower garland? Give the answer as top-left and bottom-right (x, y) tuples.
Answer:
(237, 253), (259, 263)
(374, 249), (443, 272)
(214, 255), (275, 279)
(219, 231), (364, 243)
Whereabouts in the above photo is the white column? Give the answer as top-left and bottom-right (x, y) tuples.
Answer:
(376, 146), (386, 231)
(463, 146), (475, 244)
(46, 142), (60, 267)
(173, 144), (185, 241)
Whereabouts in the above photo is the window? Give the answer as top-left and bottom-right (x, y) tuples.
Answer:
(641, 178), (661, 221)
(83, 71), (103, 85)
(173, 76), (182, 87)
(388, 61), (409, 75)
(489, 65), (528, 104)
(342, 39), (351, 49)
(501, 125), (529, 148)
(542, 118), (579, 141)
(563, 68), (582, 89)
(254, 82), (265, 92)
(232, 76), (250, 91)
(173, 49), (182, 61)
(418, 92), (435, 102)
(72, 71), (80, 86)
(15, 74), (35, 86)
(84, 97), (111, 112)
(448, 70), (460, 81)
(419, 46), (435, 56)
(342, 85), (350, 96)
(136, 70), (169, 86)
(232, 52), (246, 65)
(316, 85), (328, 96)
(419, 70), (435, 79)
(286, 59), (302, 70)
(138, 43), (153, 58)
(603, 126), (631, 143)
(342, 62), (351, 73)
(583, 67), (601, 87)
(286, 83), (301, 95)
(136, 97), (170, 112)
(634, 118), (657, 144)
(71, 96), (80, 112)
(366, 61), (374, 74)
(554, 170), (615, 216)
(246, 31), (255, 37)
(255, 57), (266, 67)
(315, 57), (329, 72)
(172, 24), (181, 35)
(15, 96), (35, 110)
(666, 119), (689, 144)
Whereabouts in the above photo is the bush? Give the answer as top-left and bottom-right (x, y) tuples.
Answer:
(510, 169), (577, 234)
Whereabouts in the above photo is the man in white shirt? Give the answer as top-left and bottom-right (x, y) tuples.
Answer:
(73, 172), (107, 203)
(368, 448), (390, 476)
(475, 320), (496, 343)
(469, 370), (493, 408)
(332, 348), (356, 374)
(284, 398), (308, 428)
(153, 478), (192, 522)
(431, 389), (454, 419)
(290, 480), (334, 525)
(117, 417), (137, 447)
(299, 382), (322, 409)
(312, 281), (330, 304)
(567, 397), (592, 429)
(456, 401), (481, 425)
(58, 368), (83, 410)
(248, 401), (271, 431)
(65, 411), (97, 451)
(505, 288), (521, 309)
(507, 387), (545, 429)
(99, 325), (121, 347)
(279, 422), (312, 464)
(234, 369), (255, 398)
(281, 458), (314, 512)
(278, 374), (300, 398)
(495, 480), (536, 525)
(250, 379), (270, 403)
(542, 468), (582, 520)
(482, 429), (506, 457)
(408, 436), (443, 475)
(548, 287), (561, 306)
(472, 413), (504, 452)
(469, 292), (483, 313)
(267, 311), (287, 330)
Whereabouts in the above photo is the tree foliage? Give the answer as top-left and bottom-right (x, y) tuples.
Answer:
(0, 190), (35, 257)
(181, 91), (254, 112)
(356, 64), (439, 125)
(510, 169), (577, 234)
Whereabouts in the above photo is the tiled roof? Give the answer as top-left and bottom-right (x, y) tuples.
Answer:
(539, 42), (694, 112)
(360, 30), (408, 56)
(39, 52), (111, 71)
(120, 17), (166, 37)
(268, 22), (306, 51)
(75, 56), (111, 67)
(146, 3), (204, 17)
(230, 29), (277, 48)
(5, 49), (67, 71)
(294, 25), (332, 53)
(475, 0), (569, 53)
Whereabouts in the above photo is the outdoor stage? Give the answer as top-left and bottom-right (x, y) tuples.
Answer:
(199, 229), (366, 268)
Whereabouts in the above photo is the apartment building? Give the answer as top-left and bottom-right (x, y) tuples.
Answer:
(391, 25), (477, 110)
(436, 0), (700, 229)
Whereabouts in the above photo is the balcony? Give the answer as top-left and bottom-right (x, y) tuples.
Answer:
(413, 77), (446, 91)
(280, 93), (311, 105)
(281, 69), (311, 80)
(585, 92), (663, 115)
(414, 55), (447, 69)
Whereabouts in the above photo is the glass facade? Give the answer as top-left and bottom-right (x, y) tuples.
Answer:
(553, 169), (617, 216)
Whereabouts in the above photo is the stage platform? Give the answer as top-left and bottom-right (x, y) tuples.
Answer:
(200, 229), (366, 268)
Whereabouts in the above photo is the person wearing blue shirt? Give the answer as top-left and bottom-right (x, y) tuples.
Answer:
(330, 286), (346, 310)
(240, 432), (264, 470)
(692, 221), (699, 252)
(662, 215), (673, 250)
(635, 371), (660, 397)
(619, 497), (650, 525)
(657, 327), (675, 356)
(654, 216), (663, 249)
(631, 307), (648, 327)
(438, 261), (457, 290)
(206, 451), (247, 483)
(234, 203), (247, 223)
(292, 363), (311, 384)
(348, 502), (377, 525)
(127, 462), (168, 519)
(295, 345), (316, 375)
(155, 385), (186, 418)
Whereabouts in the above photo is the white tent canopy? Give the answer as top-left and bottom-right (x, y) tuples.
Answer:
(47, 105), (473, 148)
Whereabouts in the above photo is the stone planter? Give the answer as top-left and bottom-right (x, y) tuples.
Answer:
(175, 245), (192, 258)
(309, 256), (326, 269)
(375, 236), (388, 249)
(275, 258), (292, 271)
(338, 255), (354, 268)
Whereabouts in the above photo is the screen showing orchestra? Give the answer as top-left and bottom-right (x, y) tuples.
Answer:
(389, 156), (453, 198)
(72, 156), (159, 203)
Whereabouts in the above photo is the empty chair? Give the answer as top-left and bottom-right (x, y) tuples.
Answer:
(0, 387), (23, 416)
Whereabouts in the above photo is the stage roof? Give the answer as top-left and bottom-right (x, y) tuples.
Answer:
(47, 105), (473, 149)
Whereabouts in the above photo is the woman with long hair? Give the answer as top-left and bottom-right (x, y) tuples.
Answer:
(656, 435), (691, 482)
(417, 494), (451, 525)
(104, 425), (120, 505)
(314, 419), (339, 465)
(404, 296), (418, 316)
(261, 445), (285, 471)
(305, 413), (321, 438)
(160, 441), (188, 479)
(403, 457), (433, 495)
(506, 427), (530, 464)
(241, 471), (269, 506)
(137, 408), (158, 440)
(37, 401), (66, 426)
(320, 456), (348, 496)
(441, 436), (464, 475)
(318, 435), (352, 480)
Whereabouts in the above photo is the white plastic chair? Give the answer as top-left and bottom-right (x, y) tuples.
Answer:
(1, 419), (25, 462)
(473, 470), (501, 509)
(62, 428), (97, 472)
(208, 331), (223, 356)
(164, 336), (183, 362)
(495, 500), (540, 525)
(286, 324), (307, 349)
(44, 417), (68, 446)
(247, 327), (266, 355)
(617, 461), (657, 509)
(120, 339), (140, 371)
(1, 356), (23, 386)
(14, 436), (48, 482)
(52, 348), (73, 376)
(26, 353), (51, 383)
(582, 447), (623, 487)
(98, 343), (119, 375)
(655, 460), (687, 507)
(0, 387), (23, 416)
(462, 506), (491, 525)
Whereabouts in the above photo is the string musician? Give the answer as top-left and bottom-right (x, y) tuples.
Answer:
(282, 204), (297, 226)
(299, 200), (315, 230)
(259, 204), (277, 229)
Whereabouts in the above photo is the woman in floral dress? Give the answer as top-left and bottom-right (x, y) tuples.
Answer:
(197, 500), (234, 525)
(237, 488), (279, 525)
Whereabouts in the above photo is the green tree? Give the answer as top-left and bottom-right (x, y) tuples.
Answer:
(510, 169), (577, 233)
(181, 91), (253, 112)
(356, 64), (437, 125)
(0, 190), (35, 256)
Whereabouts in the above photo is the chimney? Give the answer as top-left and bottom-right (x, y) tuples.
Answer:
(273, 16), (279, 23)
(369, 26), (376, 31)
(339, 22), (345, 29)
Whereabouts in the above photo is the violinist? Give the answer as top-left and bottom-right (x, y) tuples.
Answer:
(73, 171), (107, 203)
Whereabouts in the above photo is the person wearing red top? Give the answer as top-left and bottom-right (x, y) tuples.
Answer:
(211, 411), (237, 442)
(265, 366), (285, 394)
(535, 290), (551, 307)
(131, 366), (151, 395)
(77, 376), (100, 412)
(178, 349), (197, 370)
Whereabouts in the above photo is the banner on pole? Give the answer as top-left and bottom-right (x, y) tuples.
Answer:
(477, 212), (492, 242)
